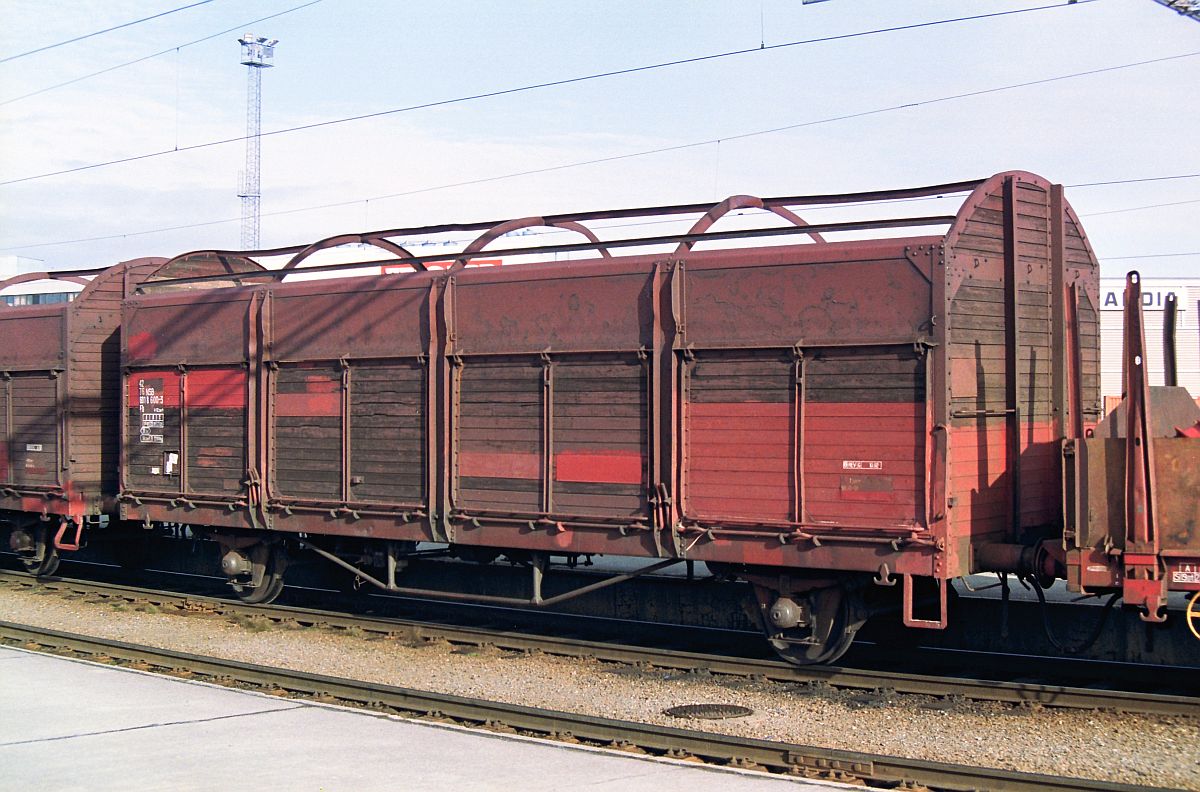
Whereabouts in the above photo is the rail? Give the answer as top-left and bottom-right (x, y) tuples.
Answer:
(0, 619), (1164, 792)
(2, 569), (1195, 718)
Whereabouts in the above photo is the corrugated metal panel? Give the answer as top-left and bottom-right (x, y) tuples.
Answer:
(1098, 279), (1200, 401)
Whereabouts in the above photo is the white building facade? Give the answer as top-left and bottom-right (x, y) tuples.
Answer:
(1099, 277), (1200, 401)
(0, 255), (84, 306)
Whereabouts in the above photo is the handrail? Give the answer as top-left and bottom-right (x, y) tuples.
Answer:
(136, 214), (957, 292)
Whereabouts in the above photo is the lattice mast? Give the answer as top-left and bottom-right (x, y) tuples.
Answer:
(237, 34), (277, 250)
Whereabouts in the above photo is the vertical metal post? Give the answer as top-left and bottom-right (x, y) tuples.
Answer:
(669, 261), (687, 546)
(425, 280), (441, 532)
(541, 354), (554, 515)
(1065, 283), (1084, 439)
(1122, 272), (1166, 621)
(791, 349), (806, 523)
(1002, 177), (1022, 534)
(1049, 185), (1067, 439)
(1163, 292), (1178, 387)
(440, 277), (458, 543)
(3, 374), (11, 485)
(928, 243), (949, 530)
(179, 369), (188, 495)
(649, 263), (666, 530)
(341, 360), (352, 504)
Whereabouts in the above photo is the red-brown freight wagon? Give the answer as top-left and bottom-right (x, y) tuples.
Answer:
(0, 255), (268, 575)
(111, 170), (1198, 661)
(0, 258), (168, 573)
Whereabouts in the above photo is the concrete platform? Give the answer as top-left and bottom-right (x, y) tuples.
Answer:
(0, 646), (855, 792)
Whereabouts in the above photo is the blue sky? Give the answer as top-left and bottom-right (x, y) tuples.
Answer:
(0, 0), (1197, 274)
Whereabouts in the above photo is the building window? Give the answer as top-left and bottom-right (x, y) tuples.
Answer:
(2, 292), (76, 306)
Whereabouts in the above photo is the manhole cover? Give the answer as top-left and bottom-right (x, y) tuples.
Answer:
(663, 703), (754, 720)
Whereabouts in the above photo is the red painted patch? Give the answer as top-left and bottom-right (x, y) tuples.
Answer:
(458, 451), (540, 479)
(188, 369), (247, 409)
(127, 370), (181, 408)
(126, 331), (158, 361)
(947, 419), (1061, 530)
(275, 392), (341, 417)
(555, 451), (643, 485)
(685, 400), (925, 526)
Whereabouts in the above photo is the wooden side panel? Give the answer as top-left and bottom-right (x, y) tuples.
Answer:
(69, 270), (128, 498)
(684, 350), (792, 522)
(185, 368), (247, 496)
(682, 348), (924, 527)
(946, 178), (1059, 536)
(552, 356), (647, 519)
(9, 375), (59, 486)
(804, 349), (925, 527)
(455, 358), (542, 514)
(1075, 283), (1102, 420)
(349, 362), (425, 505)
(273, 366), (341, 500)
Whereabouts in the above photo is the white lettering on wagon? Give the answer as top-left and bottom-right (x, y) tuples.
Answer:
(24, 443), (42, 452)
(1172, 564), (1200, 585)
(842, 460), (883, 471)
(138, 378), (165, 444)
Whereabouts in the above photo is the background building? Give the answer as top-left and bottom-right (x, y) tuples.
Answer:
(0, 255), (84, 306)
(1099, 276), (1200, 403)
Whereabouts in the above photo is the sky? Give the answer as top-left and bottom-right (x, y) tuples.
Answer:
(0, 0), (1197, 276)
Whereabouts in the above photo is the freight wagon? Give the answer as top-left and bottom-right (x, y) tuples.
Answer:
(5, 170), (1199, 662)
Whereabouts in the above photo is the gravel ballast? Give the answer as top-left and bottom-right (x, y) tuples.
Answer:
(1, 580), (1197, 789)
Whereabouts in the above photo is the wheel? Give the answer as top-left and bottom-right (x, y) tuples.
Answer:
(18, 525), (61, 577)
(233, 570), (284, 604)
(1187, 591), (1200, 642)
(754, 584), (864, 666)
(229, 543), (286, 605)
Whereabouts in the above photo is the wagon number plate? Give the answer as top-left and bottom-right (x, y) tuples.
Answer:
(1173, 564), (1200, 585)
(842, 460), (883, 470)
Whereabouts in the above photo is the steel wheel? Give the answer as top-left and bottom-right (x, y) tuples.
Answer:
(756, 584), (864, 666)
(230, 543), (286, 604)
(18, 525), (61, 577)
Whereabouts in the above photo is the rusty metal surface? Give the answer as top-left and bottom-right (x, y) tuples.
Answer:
(115, 172), (1110, 598)
(1078, 436), (1200, 590)
(1093, 386), (1200, 439)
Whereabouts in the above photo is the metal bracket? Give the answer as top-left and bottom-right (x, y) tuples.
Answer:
(901, 574), (948, 629)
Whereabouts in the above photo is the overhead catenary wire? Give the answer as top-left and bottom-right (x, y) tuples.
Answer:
(0, 0), (1101, 187)
(3, 46), (1197, 249)
(0, 0), (324, 106)
(0, 0), (221, 65)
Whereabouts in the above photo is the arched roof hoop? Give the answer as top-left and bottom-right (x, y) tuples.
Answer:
(675, 195), (827, 254)
(449, 217), (612, 271)
(284, 234), (419, 271)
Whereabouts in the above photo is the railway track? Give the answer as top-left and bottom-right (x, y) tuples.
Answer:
(0, 619), (1173, 792)
(2, 568), (1196, 717)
